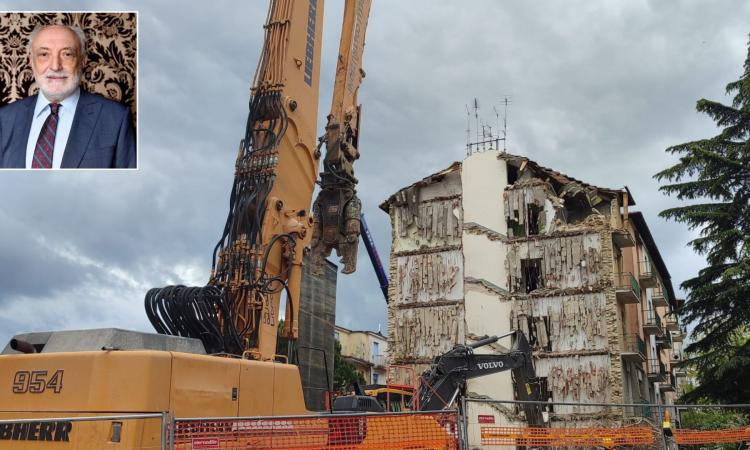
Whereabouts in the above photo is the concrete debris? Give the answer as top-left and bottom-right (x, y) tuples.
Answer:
(463, 222), (505, 241)
(464, 276), (509, 297)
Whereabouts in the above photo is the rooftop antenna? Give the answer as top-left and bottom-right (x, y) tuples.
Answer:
(493, 105), (500, 144)
(502, 96), (510, 152)
(473, 98), (480, 147)
(481, 120), (487, 150)
(465, 104), (471, 155)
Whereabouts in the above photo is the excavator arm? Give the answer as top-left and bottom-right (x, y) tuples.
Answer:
(310, 0), (372, 274)
(146, 0), (326, 360)
(417, 331), (546, 426)
(146, 0), (374, 362)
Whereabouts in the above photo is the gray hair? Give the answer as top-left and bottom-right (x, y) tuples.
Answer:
(27, 24), (87, 57)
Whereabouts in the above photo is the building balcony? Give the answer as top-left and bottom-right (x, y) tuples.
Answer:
(656, 330), (673, 349)
(621, 334), (647, 363)
(638, 260), (657, 288)
(643, 307), (663, 335)
(647, 358), (667, 382)
(372, 354), (385, 368)
(624, 399), (654, 421)
(616, 272), (641, 305)
(613, 230), (635, 248)
(652, 283), (669, 307)
(659, 373), (677, 392)
(671, 326), (686, 343)
(665, 313), (679, 332)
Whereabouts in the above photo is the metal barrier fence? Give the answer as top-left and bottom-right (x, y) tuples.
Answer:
(4, 404), (750, 449)
(0, 413), (167, 449)
(480, 425), (655, 447)
(171, 410), (460, 449)
(465, 398), (750, 449)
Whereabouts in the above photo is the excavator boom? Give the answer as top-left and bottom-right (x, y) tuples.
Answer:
(146, 0), (374, 361)
(310, 0), (372, 274)
(146, 0), (325, 360)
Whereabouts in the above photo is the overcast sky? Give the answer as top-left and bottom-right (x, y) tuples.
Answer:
(0, 1), (748, 342)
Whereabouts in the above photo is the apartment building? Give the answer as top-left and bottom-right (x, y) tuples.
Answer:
(334, 325), (388, 385)
(380, 149), (683, 431)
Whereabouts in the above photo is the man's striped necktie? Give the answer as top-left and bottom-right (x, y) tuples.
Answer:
(31, 103), (61, 169)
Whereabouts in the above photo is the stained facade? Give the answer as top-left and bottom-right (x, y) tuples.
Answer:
(381, 150), (683, 436)
(335, 325), (388, 386)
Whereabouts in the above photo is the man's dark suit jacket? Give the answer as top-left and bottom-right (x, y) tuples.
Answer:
(0, 90), (136, 169)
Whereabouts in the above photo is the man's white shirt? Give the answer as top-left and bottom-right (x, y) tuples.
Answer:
(25, 88), (80, 169)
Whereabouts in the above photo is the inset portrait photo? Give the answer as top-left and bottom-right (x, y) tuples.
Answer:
(0, 12), (137, 169)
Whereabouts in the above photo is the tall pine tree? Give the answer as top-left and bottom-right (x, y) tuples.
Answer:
(655, 36), (750, 403)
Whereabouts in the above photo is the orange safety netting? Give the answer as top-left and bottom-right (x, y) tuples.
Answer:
(673, 427), (750, 444)
(172, 411), (459, 449)
(481, 426), (655, 447)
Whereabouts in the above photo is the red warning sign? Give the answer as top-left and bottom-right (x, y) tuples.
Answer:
(191, 437), (220, 449)
(478, 415), (495, 424)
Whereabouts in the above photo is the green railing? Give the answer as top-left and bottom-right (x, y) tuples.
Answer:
(644, 306), (662, 328)
(622, 333), (646, 355)
(654, 282), (670, 303)
(638, 399), (652, 419)
(618, 272), (641, 298)
(637, 334), (646, 355)
(630, 273), (641, 298)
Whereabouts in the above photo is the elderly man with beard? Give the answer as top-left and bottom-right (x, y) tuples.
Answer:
(0, 24), (136, 169)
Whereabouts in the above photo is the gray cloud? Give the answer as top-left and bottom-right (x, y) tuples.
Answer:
(0, 0), (747, 339)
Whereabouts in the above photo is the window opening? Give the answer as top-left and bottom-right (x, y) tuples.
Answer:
(527, 204), (542, 236)
(508, 165), (519, 184)
(526, 315), (552, 351)
(521, 258), (544, 293)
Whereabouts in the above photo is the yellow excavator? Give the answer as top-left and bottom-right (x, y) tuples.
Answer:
(0, 1), (419, 448)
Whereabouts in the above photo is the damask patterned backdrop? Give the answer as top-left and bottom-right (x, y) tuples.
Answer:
(0, 12), (137, 123)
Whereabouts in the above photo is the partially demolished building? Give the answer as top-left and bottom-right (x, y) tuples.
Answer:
(380, 150), (684, 432)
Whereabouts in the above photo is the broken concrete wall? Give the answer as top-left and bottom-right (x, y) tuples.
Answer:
(535, 355), (611, 412)
(390, 304), (465, 363)
(395, 250), (463, 304)
(506, 233), (604, 292)
(504, 180), (563, 237)
(511, 293), (608, 352)
(386, 164), (465, 367)
(390, 170), (462, 254)
(392, 199), (462, 252)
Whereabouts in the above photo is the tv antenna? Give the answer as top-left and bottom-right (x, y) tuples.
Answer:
(473, 98), (480, 145)
(465, 104), (471, 149)
(501, 96), (510, 152)
(465, 96), (511, 155)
